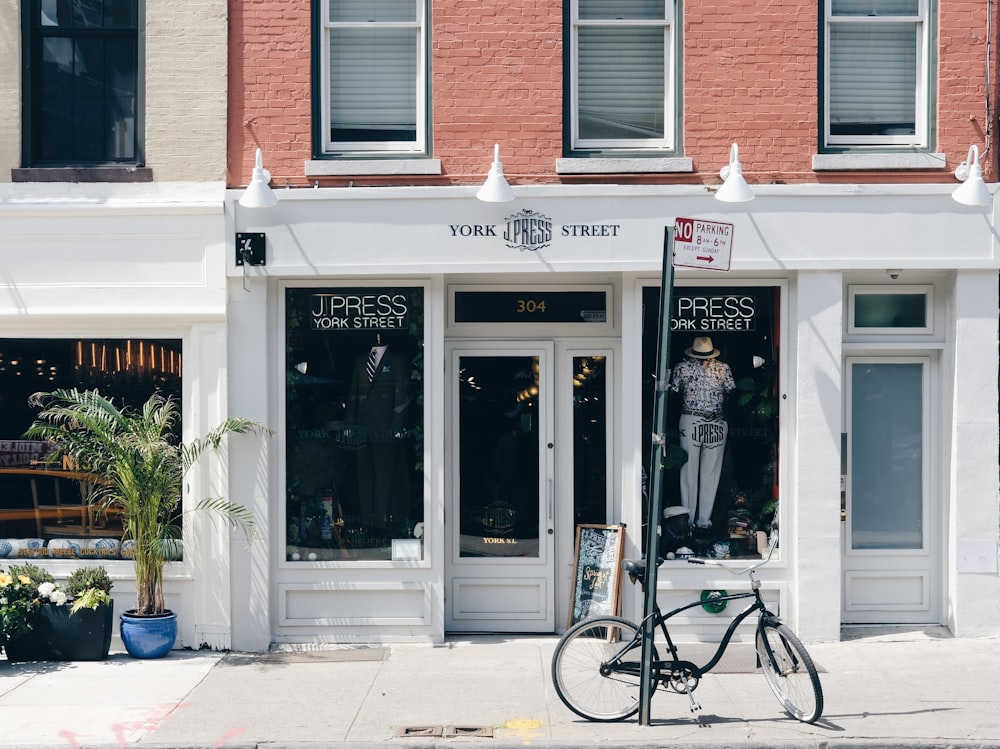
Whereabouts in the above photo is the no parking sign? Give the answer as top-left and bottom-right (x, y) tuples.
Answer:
(673, 217), (734, 272)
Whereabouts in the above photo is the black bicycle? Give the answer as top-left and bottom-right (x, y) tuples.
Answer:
(551, 534), (823, 723)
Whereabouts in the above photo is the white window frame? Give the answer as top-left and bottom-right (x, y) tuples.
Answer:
(823, 0), (929, 148)
(569, 1), (676, 152)
(847, 284), (934, 335)
(319, 0), (427, 155)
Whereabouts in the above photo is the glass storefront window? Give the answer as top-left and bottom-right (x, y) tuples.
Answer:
(0, 338), (183, 560)
(573, 355), (608, 526)
(284, 287), (425, 562)
(848, 285), (932, 333)
(642, 286), (780, 559)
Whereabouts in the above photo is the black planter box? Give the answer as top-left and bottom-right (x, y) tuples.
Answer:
(4, 601), (114, 662)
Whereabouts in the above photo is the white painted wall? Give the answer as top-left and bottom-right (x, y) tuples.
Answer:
(226, 185), (1000, 644)
(948, 271), (1000, 635)
(792, 272), (844, 642)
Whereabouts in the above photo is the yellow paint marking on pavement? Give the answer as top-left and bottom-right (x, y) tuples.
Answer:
(504, 718), (544, 745)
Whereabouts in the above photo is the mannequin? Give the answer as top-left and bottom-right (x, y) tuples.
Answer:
(669, 336), (735, 529)
(346, 335), (410, 523)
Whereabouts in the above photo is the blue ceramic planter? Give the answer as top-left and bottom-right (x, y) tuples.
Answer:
(120, 610), (177, 659)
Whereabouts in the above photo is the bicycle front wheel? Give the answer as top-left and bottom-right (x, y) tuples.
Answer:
(551, 615), (655, 721)
(755, 620), (824, 723)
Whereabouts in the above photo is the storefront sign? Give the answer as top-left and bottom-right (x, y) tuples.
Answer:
(449, 207), (622, 252)
(454, 290), (607, 323)
(310, 292), (409, 330)
(568, 524), (626, 626)
(0, 440), (51, 468)
(670, 293), (757, 331)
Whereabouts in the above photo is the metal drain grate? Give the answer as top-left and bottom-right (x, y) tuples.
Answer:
(444, 725), (493, 738)
(395, 726), (443, 738)
(394, 725), (494, 739)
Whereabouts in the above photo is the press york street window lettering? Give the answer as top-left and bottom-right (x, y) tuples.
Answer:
(670, 294), (757, 331)
(311, 293), (409, 330)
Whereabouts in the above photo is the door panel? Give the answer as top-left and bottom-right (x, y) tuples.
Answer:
(446, 343), (554, 632)
(843, 357), (938, 624)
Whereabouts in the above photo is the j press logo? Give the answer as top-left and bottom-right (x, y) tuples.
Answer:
(503, 208), (552, 251)
(448, 208), (621, 251)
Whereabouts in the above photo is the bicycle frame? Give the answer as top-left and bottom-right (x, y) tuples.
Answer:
(552, 528), (823, 723)
(609, 536), (783, 692)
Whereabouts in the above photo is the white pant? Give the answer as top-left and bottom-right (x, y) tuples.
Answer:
(678, 414), (728, 527)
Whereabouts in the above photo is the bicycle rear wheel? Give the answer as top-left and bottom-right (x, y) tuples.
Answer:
(755, 620), (823, 723)
(551, 615), (655, 721)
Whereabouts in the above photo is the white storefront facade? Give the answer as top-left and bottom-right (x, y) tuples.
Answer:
(0, 183), (252, 651)
(225, 182), (1000, 650)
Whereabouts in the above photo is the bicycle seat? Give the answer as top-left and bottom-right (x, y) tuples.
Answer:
(623, 557), (664, 584)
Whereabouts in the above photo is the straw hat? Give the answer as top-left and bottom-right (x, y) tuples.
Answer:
(685, 336), (720, 359)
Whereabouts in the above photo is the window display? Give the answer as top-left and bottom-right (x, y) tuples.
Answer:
(284, 287), (425, 561)
(642, 286), (780, 559)
(0, 338), (182, 560)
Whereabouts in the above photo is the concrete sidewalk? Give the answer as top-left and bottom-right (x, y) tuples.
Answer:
(1, 627), (998, 749)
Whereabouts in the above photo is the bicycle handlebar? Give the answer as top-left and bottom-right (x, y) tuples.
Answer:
(686, 525), (779, 577)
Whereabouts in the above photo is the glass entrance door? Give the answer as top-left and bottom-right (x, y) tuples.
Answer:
(843, 357), (939, 624)
(446, 342), (555, 632)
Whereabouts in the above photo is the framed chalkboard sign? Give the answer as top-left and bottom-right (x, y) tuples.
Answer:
(568, 524), (626, 627)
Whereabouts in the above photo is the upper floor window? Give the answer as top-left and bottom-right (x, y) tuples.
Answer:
(569, 0), (675, 152)
(823, 0), (931, 149)
(318, 0), (426, 155)
(24, 0), (140, 166)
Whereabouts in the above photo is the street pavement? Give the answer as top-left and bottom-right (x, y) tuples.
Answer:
(1, 625), (998, 749)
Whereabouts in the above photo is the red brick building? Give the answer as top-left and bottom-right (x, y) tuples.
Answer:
(224, 0), (1000, 649)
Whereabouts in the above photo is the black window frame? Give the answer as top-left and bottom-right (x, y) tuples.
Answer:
(21, 0), (145, 170)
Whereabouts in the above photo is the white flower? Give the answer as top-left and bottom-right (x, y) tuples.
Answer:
(37, 582), (68, 605)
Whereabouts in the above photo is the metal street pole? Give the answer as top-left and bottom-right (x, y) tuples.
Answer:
(638, 226), (675, 725)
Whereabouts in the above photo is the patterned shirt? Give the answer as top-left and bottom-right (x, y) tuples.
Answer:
(669, 357), (735, 416)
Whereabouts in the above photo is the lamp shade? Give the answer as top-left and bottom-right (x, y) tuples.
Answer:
(239, 148), (278, 208)
(476, 144), (516, 203)
(715, 143), (755, 203)
(953, 145), (991, 207)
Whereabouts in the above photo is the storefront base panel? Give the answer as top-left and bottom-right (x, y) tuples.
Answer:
(278, 582), (433, 628)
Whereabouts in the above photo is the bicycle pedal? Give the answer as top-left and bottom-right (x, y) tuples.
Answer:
(689, 702), (702, 712)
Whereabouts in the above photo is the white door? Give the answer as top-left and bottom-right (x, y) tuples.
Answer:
(842, 357), (940, 624)
(446, 342), (556, 632)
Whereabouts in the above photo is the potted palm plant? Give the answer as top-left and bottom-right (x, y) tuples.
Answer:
(24, 388), (270, 659)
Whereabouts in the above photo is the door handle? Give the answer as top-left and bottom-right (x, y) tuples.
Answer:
(547, 479), (553, 522)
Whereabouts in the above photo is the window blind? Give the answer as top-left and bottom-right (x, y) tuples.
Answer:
(329, 29), (416, 134)
(829, 23), (917, 134)
(578, 27), (664, 141)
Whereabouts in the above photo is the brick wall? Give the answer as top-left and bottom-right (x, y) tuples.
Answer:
(0, 0), (229, 183)
(230, 0), (997, 187)
(0, 1), (21, 178)
(146, 0), (229, 181)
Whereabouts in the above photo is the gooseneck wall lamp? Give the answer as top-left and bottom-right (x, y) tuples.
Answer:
(952, 145), (992, 207)
(715, 143), (755, 203)
(239, 148), (279, 209)
(476, 143), (517, 203)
